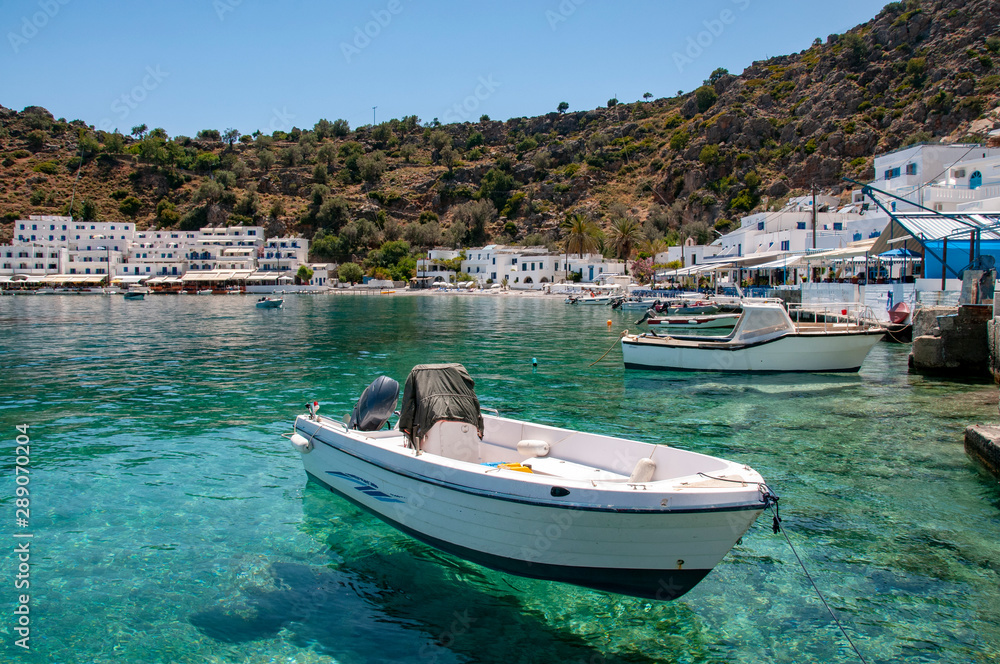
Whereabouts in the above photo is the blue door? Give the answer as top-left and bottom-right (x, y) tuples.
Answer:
(970, 171), (983, 189)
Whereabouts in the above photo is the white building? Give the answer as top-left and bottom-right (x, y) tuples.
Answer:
(259, 236), (309, 274)
(417, 249), (462, 283)
(863, 143), (1000, 213)
(456, 244), (624, 286)
(1, 216), (135, 278)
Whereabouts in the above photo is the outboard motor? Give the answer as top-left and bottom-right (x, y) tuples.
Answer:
(348, 376), (400, 431)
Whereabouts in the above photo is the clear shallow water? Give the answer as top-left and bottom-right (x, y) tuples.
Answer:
(0, 293), (998, 664)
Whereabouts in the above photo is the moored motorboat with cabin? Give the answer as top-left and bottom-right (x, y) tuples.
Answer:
(289, 364), (774, 600)
(622, 302), (885, 372)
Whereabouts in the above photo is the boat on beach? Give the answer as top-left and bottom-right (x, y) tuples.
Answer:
(622, 302), (885, 372)
(289, 363), (774, 600)
(255, 297), (283, 308)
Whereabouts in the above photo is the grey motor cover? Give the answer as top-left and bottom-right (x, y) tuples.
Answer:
(397, 363), (484, 442)
(349, 375), (400, 431)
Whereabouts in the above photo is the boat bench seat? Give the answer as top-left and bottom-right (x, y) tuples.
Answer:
(421, 420), (481, 463)
(526, 457), (628, 482)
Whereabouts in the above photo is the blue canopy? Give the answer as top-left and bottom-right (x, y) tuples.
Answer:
(878, 248), (921, 259)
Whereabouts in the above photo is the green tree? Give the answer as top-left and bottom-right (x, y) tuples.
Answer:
(131, 124), (147, 139)
(450, 200), (496, 247)
(331, 119), (350, 136)
(562, 213), (601, 258)
(314, 118), (332, 139)
(338, 262), (364, 284)
(103, 131), (125, 154)
(118, 196), (142, 217)
(257, 150), (275, 170)
(607, 216), (642, 262)
(223, 128), (240, 148)
(26, 130), (46, 151)
(479, 168), (516, 211)
(707, 67), (729, 85)
(156, 199), (180, 225)
(358, 151), (387, 182)
(557, 101), (569, 114)
(197, 129), (221, 142)
(695, 85), (718, 113)
(607, 98), (618, 107)
(296, 265), (315, 284)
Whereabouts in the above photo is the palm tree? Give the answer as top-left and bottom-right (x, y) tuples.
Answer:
(561, 213), (601, 281)
(639, 237), (669, 260)
(607, 217), (642, 263)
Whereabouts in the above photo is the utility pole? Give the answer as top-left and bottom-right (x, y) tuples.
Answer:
(811, 186), (817, 250)
(372, 106), (377, 125)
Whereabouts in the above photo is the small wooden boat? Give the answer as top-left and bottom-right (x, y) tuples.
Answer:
(123, 291), (144, 301)
(888, 301), (911, 325)
(290, 364), (774, 600)
(255, 297), (283, 308)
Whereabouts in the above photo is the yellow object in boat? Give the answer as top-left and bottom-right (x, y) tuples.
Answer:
(498, 462), (533, 473)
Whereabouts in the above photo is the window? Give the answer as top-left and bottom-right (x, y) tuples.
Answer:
(905, 163), (917, 175)
(757, 221), (765, 230)
(953, 168), (966, 179)
(797, 222), (806, 230)
(780, 241), (790, 251)
(884, 167), (901, 180)
(833, 222), (843, 230)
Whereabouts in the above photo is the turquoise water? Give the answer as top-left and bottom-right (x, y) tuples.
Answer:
(1, 293), (999, 664)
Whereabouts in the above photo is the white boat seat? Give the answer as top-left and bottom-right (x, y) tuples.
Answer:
(420, 420), (481, 463)
(527, 457), (628, 482)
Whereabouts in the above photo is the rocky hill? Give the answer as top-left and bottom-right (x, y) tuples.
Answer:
(2, 0), (999, 262)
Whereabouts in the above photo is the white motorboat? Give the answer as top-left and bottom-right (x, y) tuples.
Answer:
(255, 297), (283, 308)
(289, 364), (774, 600)
(622, 302), (885, 372)
(197, 289), (213, 295)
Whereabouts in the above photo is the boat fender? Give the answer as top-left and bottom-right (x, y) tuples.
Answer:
(628, 458), (656, 483)
(517, 439), (550, 457)
(289, 433), (313, 454)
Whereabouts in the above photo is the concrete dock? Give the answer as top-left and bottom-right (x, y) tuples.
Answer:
(965, 425), (1000, 479)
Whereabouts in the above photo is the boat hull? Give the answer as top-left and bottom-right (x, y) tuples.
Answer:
(296, 420), (762, 600)
(623, 331), (885, 372)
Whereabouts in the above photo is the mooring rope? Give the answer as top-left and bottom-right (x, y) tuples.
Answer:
(589, 330), (627, 367)
(768, 503), (870, 664)
(695, 475), (869, 663)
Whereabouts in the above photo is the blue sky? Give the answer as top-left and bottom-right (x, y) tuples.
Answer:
(2, 0), (890, 137)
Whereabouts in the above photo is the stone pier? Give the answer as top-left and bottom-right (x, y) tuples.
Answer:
(965, 425), (1000, 479)
(909, 305), (992, 376)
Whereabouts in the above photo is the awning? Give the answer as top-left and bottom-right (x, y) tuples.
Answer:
(802, 240), (878, 262)
(145, 277), (167, 284)
(749, 255), (804, 270)
(0, 276), (11, 283)
(113, 275), (146, 284)
(40, 274), (106, 283)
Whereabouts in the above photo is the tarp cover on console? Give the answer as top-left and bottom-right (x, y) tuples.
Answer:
(398, 363), (484, 442)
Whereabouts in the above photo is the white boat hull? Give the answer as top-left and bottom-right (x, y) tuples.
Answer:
(622, 331), (884, 372)
(293, 415), (765, 599)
